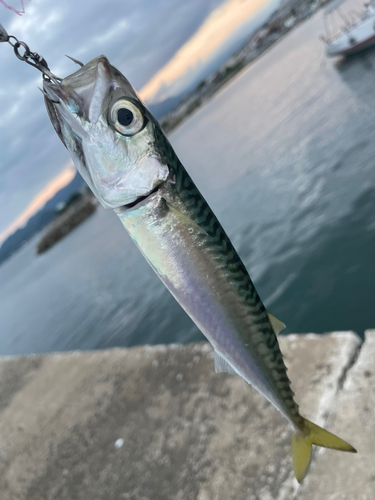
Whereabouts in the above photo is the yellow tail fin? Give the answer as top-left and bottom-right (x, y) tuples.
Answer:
(291, 418), (357, 483)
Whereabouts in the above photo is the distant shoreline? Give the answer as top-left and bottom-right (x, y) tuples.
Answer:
(0, 1), (330, 263)
(161, 0), (328, 134)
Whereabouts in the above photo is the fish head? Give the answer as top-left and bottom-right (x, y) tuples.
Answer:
(43, 55), (170, 209)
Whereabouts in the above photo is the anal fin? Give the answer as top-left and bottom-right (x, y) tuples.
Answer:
(214, 351), (238, 375)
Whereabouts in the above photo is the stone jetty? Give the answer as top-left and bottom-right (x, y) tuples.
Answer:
(0, 330), (372, 499)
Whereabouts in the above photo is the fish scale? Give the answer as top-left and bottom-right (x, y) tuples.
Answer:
(43, 54), (356, 481)
(144, 129), (302, 422)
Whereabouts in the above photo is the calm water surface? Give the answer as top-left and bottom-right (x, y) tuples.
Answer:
(2, 10), (375, 355)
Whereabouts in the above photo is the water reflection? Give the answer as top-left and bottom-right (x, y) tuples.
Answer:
(259, 188), (375, 337)
(1, 5), (375, 354)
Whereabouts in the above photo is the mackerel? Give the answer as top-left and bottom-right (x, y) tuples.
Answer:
(43, 55), (356, 482)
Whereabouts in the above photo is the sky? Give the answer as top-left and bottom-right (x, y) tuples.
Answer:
(0, 0), (279, 244)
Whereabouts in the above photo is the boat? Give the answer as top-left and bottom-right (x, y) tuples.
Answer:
(323, 1), (375, 57)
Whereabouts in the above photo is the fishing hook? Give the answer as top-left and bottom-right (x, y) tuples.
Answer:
(65, 55), (84, 67)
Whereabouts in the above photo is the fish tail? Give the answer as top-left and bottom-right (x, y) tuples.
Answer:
(291, 417), (356, 483)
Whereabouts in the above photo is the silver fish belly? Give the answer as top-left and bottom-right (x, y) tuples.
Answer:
(116, 179), (301, 429)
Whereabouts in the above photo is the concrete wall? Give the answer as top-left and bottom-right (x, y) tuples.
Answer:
(0, 331), (372, 500)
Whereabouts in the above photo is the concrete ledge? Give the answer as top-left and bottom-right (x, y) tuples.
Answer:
(0, 331), (367, 500)
(298, 330), (374, 500)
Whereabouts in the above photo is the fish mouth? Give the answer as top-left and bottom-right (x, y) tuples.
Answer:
(43, 55), (139, 125)
(43, 56), (114, 123)
(43, 55), (169, 211)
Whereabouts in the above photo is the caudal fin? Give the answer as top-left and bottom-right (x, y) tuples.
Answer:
(291, 418), (356, 483)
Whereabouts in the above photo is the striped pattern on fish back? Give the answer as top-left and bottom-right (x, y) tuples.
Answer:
(154, 123), (302, 424)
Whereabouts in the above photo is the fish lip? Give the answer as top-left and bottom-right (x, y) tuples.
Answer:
(43, 81), (62, 104)
(63, 55), (111, 83)
(44, 55), (110, 91)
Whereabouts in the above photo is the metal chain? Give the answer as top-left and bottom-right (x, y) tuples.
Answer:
(0, 23), (61, 84)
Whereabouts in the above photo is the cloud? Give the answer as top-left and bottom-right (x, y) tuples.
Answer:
(0, 0), (229, 238)
(0, 0), (272, 240)
(0, 163), (76, 244)
(139, 0), (270, 102)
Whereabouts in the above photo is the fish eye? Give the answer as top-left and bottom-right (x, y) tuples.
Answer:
(109, 99), (144, 136)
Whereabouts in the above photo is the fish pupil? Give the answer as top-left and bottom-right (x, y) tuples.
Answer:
(117, 108), (134, 127)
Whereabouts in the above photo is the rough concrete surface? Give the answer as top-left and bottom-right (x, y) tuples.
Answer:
(0, 331), (367, 500)
(298, 330), (375, 500)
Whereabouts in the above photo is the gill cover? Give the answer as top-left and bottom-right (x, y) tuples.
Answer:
(43, 55), (169, 209)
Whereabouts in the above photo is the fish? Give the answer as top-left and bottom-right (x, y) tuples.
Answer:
(43, 55), (356, 482)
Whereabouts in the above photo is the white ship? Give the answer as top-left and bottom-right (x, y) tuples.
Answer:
(323, 1), (375, 57)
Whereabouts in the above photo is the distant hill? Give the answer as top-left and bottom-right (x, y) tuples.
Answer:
(0, 171), (85, 266)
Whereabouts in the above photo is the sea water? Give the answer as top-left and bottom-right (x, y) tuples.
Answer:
(1, 10), (375, 355)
